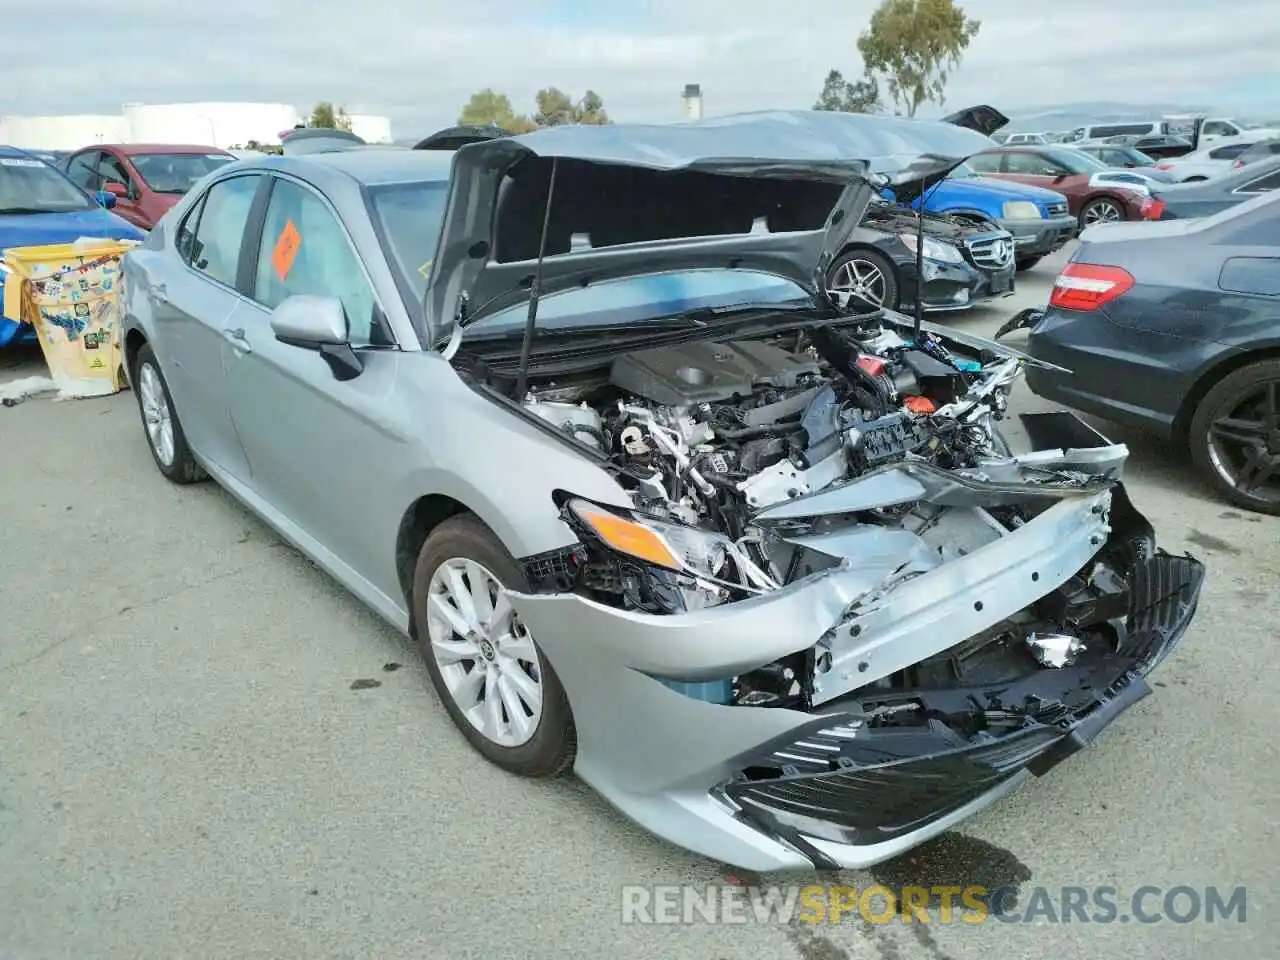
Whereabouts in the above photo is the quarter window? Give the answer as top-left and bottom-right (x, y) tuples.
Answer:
(187, 175), (260, 287)
(252, 178), (388, 346)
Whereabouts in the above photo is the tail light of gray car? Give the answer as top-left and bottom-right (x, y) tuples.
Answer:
(1048, 263), (1135, 311)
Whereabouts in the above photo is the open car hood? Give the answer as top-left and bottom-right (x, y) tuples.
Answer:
(421, 108), (1006, 349)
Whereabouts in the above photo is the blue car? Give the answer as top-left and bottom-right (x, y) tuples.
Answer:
(0, 146), (146, 347)
(887, 161), (1078, 270)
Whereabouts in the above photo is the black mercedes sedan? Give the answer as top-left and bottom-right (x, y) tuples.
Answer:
(1017, 189), (1280, 514)
(827, 200), (1016, 313)
(1152, 155), (1280, 219)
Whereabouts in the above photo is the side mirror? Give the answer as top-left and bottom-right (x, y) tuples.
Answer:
(95, 190), (117, 209)
(103, 181), (128, 197)
(269, 294), (364, 381)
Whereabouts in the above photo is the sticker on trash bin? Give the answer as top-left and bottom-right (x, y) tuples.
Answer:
(88, 355), (106, 370)
(271, 219), (302, 281)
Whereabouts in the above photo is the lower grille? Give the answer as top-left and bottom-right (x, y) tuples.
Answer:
(965, 233), (1016, 270)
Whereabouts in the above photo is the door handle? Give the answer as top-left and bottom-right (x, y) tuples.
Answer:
(148, 282), (169, 304)
(223, 327), (251, 353)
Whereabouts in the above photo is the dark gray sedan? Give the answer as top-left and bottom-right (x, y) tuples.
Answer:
(1153, 155), (1280, 218)
(1020, 190), (1280, 514)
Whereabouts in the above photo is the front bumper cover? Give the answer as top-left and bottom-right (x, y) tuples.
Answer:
(900, 257), (1016, 312)
(720, 550), (1202, 868)
(507, 413), (1201, 871)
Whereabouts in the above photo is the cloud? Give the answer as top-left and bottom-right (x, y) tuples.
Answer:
(3, 0), (1278, 136)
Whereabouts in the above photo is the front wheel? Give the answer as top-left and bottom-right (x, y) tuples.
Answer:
(1188, 359), (1280, 515)
(412, 515), (577, 777)
(132, 344), (205, 484)
(826, 249), (899, 312)
(1079, 197), (1127, 229)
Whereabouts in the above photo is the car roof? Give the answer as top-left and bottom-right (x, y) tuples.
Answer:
(98, 143), (231, 155)
(224, 146), (456, 187)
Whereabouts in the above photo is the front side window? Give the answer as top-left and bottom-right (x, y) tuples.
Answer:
(187, 175), (260, 287)
(967, 152), (1002, 173)
(0, 155), (95, 213)
(1004, 152), (1062, 176)
(131, 153), (234, 195)
(253, 178), (387, 346)
(98, 154), (131, 192)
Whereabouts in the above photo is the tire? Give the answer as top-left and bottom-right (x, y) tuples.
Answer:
(1015, 255), (1043, 272)
(412, 514), (577, 777)
(131, 344), (205, 484)
(1187, 358), (1280, 515)
(1078, 197), (1128, 230)
(826, 248), (899, 312)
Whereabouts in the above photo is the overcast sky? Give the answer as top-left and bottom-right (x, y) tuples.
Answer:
(4, 0), (1277, 134)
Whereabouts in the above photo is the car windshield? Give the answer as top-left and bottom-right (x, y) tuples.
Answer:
(0, 155), (93, 213)
(130, 153), (234, 194)
(465, 269), (812, 337)
(1046, 148), (1110, 174)
(368, 179), (450, 303)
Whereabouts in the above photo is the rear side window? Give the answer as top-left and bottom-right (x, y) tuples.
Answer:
(1239, 170), (1280, 194)
(1209, 143), (1251, 160)
(186, 175), (260, 287)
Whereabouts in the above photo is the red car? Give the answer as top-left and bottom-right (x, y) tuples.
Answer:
(967, 145), (1165, 229)
(63, 144), (236, 230)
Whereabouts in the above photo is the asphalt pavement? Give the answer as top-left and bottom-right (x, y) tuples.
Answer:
(2, 245), (1276, 960)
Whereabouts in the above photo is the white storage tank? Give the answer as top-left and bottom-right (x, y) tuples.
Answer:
(348, 114), (392, 144)
(0, 114), (127, 150)
(124, 103), (302, 148)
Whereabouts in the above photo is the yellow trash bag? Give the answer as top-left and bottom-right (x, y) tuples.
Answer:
(2, 238), (139, 398)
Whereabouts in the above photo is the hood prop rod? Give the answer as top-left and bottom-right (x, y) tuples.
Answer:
(515, 157), (560, 400)
(912, 194), (925, 345)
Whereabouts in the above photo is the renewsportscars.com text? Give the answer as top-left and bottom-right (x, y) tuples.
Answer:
(621, 884), (1247, 925)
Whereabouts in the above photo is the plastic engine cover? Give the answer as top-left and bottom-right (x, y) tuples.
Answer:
(609, 341), (821, 406)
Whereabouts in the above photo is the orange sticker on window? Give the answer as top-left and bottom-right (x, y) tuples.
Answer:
(271, 219), (302, 281)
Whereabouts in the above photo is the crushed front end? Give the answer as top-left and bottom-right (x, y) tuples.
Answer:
(496, 316), (1203, 871)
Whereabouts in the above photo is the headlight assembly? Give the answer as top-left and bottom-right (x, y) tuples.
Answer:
(1001, 200), (1043, 220)
(564, 499), (775, 613)
(900, 233), (964, 264)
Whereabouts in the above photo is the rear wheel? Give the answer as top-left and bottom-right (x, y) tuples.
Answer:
(1188, 359), (1280, 515)
(1079, 197), (1126, 229)
(132, 344), (204, 484)
(412, 515), (577, 777)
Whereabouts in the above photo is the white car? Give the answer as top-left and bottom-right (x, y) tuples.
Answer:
(1154, 138), (1264, 182)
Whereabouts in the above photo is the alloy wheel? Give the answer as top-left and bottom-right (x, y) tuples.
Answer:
(137, 362), (175, 467)
(425, 557), (544, 747)
(827, 257), (887, 309)
(1206, 379), (1280, 506)
(1083, 200), (1123, 226)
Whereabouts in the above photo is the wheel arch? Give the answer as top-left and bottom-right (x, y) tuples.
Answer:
(394, 494), (473, 609)
(1173, 345), (1280, 442)
(123, 326), (148, 381)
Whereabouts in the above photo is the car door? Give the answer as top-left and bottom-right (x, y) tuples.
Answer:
(148, 173), (266, 482)
(222, 173), (402, 584)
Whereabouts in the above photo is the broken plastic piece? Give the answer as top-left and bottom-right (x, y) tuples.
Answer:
(1026, 632), (1086, 669)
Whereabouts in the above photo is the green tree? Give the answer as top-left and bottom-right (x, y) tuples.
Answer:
(856, 0), (980, 116)
(458, 88), (537, 132)
(309, 101), (353, 132)
(813, 69), (882, 113)
(576, 90), (610, 125)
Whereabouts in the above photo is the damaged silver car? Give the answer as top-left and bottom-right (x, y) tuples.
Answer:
(120, 109), (1204, 872)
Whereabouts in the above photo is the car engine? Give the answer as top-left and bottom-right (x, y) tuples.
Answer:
(519, 322), (1026, 599)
